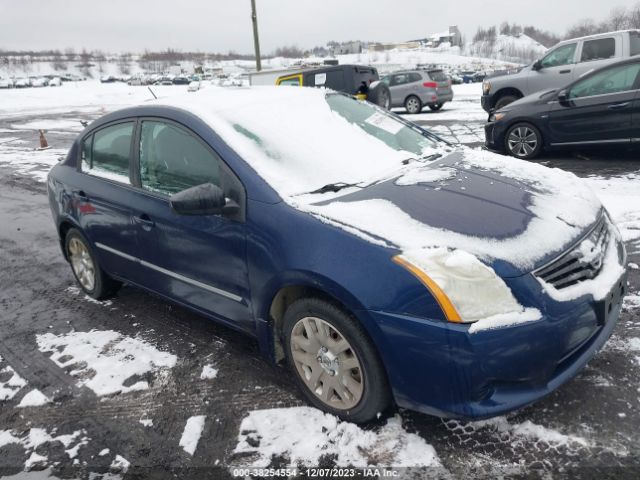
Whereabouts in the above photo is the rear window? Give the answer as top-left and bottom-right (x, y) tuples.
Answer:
(81, 122), (133, 184)
(631, 32), (640, 56)
(580, 37), (616, 62)
(427, 70), (448, 82)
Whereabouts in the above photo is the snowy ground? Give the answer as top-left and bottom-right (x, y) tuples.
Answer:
(0, 81), (639, 478)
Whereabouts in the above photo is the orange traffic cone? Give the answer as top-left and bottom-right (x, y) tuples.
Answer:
(37, 129), (51, 150)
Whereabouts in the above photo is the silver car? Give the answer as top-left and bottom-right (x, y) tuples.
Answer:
(381, 69), (453, 114)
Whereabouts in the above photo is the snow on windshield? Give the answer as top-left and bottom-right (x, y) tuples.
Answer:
(157, 87), (442, 197)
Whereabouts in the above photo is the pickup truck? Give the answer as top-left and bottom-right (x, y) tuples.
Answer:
(482, 29), (640, 112)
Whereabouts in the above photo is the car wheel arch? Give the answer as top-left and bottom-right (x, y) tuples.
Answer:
(263, 279), (369, 365)
(493, 87), (524, 107)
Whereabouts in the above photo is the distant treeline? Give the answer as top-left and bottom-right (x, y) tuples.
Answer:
(474, 2), (640, 48)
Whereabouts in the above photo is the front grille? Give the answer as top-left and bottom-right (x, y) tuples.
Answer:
(534, 215), (609, 290)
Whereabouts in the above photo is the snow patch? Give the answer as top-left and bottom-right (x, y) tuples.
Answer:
(0, 354), (28, 401)
(0, 428), (88, 469)
(17, 389), (52, 408)
(36, 330), (177, 396)
(179, 415), (206, 455)
(394, 166), (457, 186)
(200, 364), (218, 380)
(233, 407), (440, 468)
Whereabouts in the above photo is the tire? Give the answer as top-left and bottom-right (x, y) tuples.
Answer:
(404, 95), (422, 114)
(368, 83), (391, 110)
(64, 228), (121, 299)
(494, 95), (520, 111)
(428, 103), (443, 111)
(504, 122), (543, 160)
(282, 298), (392, 423)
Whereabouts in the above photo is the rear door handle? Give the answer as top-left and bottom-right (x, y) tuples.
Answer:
(133, 213), (155, 229)
(608, 102), (630, 110)
(559, 69), (571, 74)
(73, 190), (88, 199)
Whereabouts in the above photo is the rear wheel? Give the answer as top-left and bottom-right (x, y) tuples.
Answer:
(428, 103), (443, 111)
(65, 228), (121, 299)
(368, 83), (391, 110)
(505, 123), (542, 160)
(404, 95), (422, 114)
(283, 298), (392, 423)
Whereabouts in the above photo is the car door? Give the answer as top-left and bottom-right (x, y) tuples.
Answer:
(75, 121), (143, 280)
(572, 36), (620, 79)
(390, 73), (410, 106)
(527, 42), (579, 94)
(547, 62), (640, 146)
(129, 119), (253, 330)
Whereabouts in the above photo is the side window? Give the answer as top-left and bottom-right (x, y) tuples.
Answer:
(380, 76), (391, 85)
(324, 70), (345, 91)
(139, 121), (220, 196)
(541, 43), (577, 68)
(81, 122), (133, 184)
(278, 76), (301, 86)
(630, 32), (640, 56)
(569, 63), (640, 99)
(409, 73), (422, 83)
(580, 38), (616, 62)
(391, 74), (409, 86)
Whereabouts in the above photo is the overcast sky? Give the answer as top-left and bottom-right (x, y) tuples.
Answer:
(0, 0), (638, 53)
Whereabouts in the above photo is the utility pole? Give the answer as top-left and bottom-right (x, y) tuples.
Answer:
(250, 0), (262, 71)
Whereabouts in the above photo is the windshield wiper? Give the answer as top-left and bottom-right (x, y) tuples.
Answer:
(309, 182), (361, 194)
(401, 153), (443, 165)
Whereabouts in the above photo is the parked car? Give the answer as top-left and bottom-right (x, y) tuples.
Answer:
(100, 75), (117, 84)
(30, 76), (48, 87)
(0, 77), (13, 88)
(272, 64), (391, 110)
(13, 77), (31, 88)
(482, 29), (640, 112)
(47, 87), (627, 423)
(485, 57), (640, 159)
(173, 76), (190, 85)
(380, 69), (453, 114)
(187, 80), (202, 92)
(48, 77), (62, 87)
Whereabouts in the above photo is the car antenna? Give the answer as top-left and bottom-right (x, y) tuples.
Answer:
(147, 86), (157, 99)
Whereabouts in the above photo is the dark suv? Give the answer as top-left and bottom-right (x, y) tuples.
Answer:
(276, 64), (391, 109)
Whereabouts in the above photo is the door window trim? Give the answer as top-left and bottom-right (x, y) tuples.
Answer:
(78, 119), (136, 186)
(133, 116), (247, 222)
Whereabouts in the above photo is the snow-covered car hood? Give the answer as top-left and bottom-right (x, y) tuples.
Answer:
(301, 148), (602, 277)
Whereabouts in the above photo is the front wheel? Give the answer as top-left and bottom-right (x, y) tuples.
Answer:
(283, 298), (392, 423)
(505, 123), (543, 159)
(65, 228), (121, 299)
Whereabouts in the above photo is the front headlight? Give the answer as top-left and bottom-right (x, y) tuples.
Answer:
(393, 248), (528, 324)
(482, 81), (491, 94)
(489, 111), (507, 122)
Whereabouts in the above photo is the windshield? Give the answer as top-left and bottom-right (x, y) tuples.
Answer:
(173, 88), (444, 198)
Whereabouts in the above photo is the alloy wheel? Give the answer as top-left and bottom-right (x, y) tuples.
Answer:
(68, 237), (95, 291)
(507, 126), (538, 158)
(290, 316), (364, 410)
(406, 97), (421, 114)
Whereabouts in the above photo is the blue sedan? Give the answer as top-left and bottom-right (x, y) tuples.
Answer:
(47, 87), (628, 423)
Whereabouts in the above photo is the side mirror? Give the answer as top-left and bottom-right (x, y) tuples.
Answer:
(170, 183), (238, 216)
(532, 60), (542, 71)
(557, 89), (570, 106)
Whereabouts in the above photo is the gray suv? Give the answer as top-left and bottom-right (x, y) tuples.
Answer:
(381, 69), (453, 114)
(482, 29), (640, 112)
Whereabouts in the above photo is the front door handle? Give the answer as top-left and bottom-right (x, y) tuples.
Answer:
(133, 213), (155, 229)
(608, 102), (630, 110)
(559, 69), (571, 74)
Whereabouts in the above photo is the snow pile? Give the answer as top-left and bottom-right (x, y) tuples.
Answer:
(467, 33), (546, 63)
(179, 415), (206, 455)
(0, 354), (27, 401)
(586, 174), (640, 243)
(233, 407), (440, 468)
(17, 389), (52, 408)
(623, 295), (640, 312)
(158, 87), (441, 197)
(36, 330), (177, 396)
(0, 428), (89, 469)
(395, 166), (457, 185)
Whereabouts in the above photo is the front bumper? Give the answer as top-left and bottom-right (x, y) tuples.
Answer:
(484, 120), (507, 152)
(361, 271), (627, 419)
(481, 93), (493, 112)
